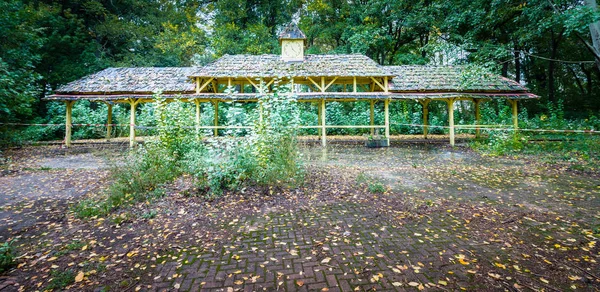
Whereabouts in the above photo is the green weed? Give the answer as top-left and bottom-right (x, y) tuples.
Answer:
(0, 241), (15, 273)
(46, 269), (75, 290)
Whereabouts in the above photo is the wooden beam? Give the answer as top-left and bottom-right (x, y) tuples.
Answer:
(384, 99), (390, 145)
(317, 101), (322, 136)
(213, 101), (219, 136)
(265, 79), (275, 92)
(65, 101), (75, 147)
(128, 98), (139, 148)
(353, 76), (357, 93)
(106, 103), (113, 140)
(447, 98), (456, 147)
(196, 78), (214, 94)
(323, 77), (338, 91)
(370, 77), (385, 92)
(419, 100), (430, 139)
(370, 100), (375, 135)
(320, 99), (326, 147)
(194, 99), (201, 136)
(383, 76), (388, 92)
(307, 77), (322, 92)
(245, 77), (259, 91)
(474, 99), (481, 138)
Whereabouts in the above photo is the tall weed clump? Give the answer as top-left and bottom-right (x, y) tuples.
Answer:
(75, 85), (304, 217)
(182, 82), (303, 197)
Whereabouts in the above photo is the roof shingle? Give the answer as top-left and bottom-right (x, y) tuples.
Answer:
(55, 67), (196, 94)
(387, 65), (528, 92)
(189, 54), (392, 78)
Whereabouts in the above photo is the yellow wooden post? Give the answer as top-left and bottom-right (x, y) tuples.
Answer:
(474, 99), (481, 138)
(317, 101), (322, 136)
(106, 103), (113, 140)
(353, 76), (357, 93)
(321, 77), (325, 92)
(384, 99), (390, 145)
(383, 76), (388, 92)
(421, 100), (430, 139)
(320, 99), (326, 147)
(447, 98), (456, 147)
(194, 99), (201, 136)
(213, 101), (219, 136)
(128, 99), (138, 148)
(510, 100), (518, 130)
(370, 100), (375, 135)
(65, 101), (74, 147)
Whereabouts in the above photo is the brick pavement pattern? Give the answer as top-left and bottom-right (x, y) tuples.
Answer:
(150, 202), (487, 291)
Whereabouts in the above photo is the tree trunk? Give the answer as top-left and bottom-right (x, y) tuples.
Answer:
(514, 44), (521, 83)
(585, 0), (600, 71)
(501, 62), (508, 77)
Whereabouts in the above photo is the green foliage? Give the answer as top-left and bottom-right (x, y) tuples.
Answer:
(472, 131), (528, 156)
(0, 240), (16, 273)
(368, 182), (386, 194)
(182, 83), (304, 196)
(141, 210), (157, 220)
(46, 269), (75, 291)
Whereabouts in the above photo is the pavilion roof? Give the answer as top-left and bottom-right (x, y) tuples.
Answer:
(189, 54), (392, 78)
(387, 65), (529, 93)
(54, 67), (196, 94)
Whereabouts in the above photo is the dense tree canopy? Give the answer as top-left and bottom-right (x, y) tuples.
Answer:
(0, 0), (599, 136)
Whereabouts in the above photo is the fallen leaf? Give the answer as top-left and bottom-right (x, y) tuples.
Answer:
(75, 271), (84, 282)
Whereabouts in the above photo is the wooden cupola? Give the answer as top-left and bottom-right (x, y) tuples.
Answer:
(279, 22), (306, 62)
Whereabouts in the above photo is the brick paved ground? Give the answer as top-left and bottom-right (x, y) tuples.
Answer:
(1, 145), (598, 291)
(150, 202), (489, 292)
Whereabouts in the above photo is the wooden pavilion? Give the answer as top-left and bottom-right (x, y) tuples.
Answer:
(45, 23), (538, 147)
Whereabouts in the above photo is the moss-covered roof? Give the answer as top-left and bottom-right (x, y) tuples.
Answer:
(387, 66), (529, 92)
(55, 67), (196, 94)
(189, 54), (392, 78)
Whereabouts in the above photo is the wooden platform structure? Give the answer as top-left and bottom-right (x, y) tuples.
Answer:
(45, 23), (538, 148)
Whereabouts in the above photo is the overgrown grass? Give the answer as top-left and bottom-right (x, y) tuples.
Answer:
(74, 86), (304, 218)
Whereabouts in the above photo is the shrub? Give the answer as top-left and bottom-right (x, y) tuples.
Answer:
(0, 241), (15, 273)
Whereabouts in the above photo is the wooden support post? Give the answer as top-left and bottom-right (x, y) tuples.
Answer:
(510, 100), (518, 130)
(420, 100), (430, 139)
(370, 100), (375, 135)
(384, 99), (390, 145)
(320, 99), (326, 147)
(213, 101), (219, 136)
(128, 99), (139, 148)
(447, 98), (456, 147)
(353, 76), (357, 93)
(65, 101), (74, 147)
(317, 101), (322, 136)
(321, 77), (325, 92)
(383, 76), (388, 92)
(106, 103), (113, 140)
(474, 99), (481, 138)
(194, 99), (201, 136)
